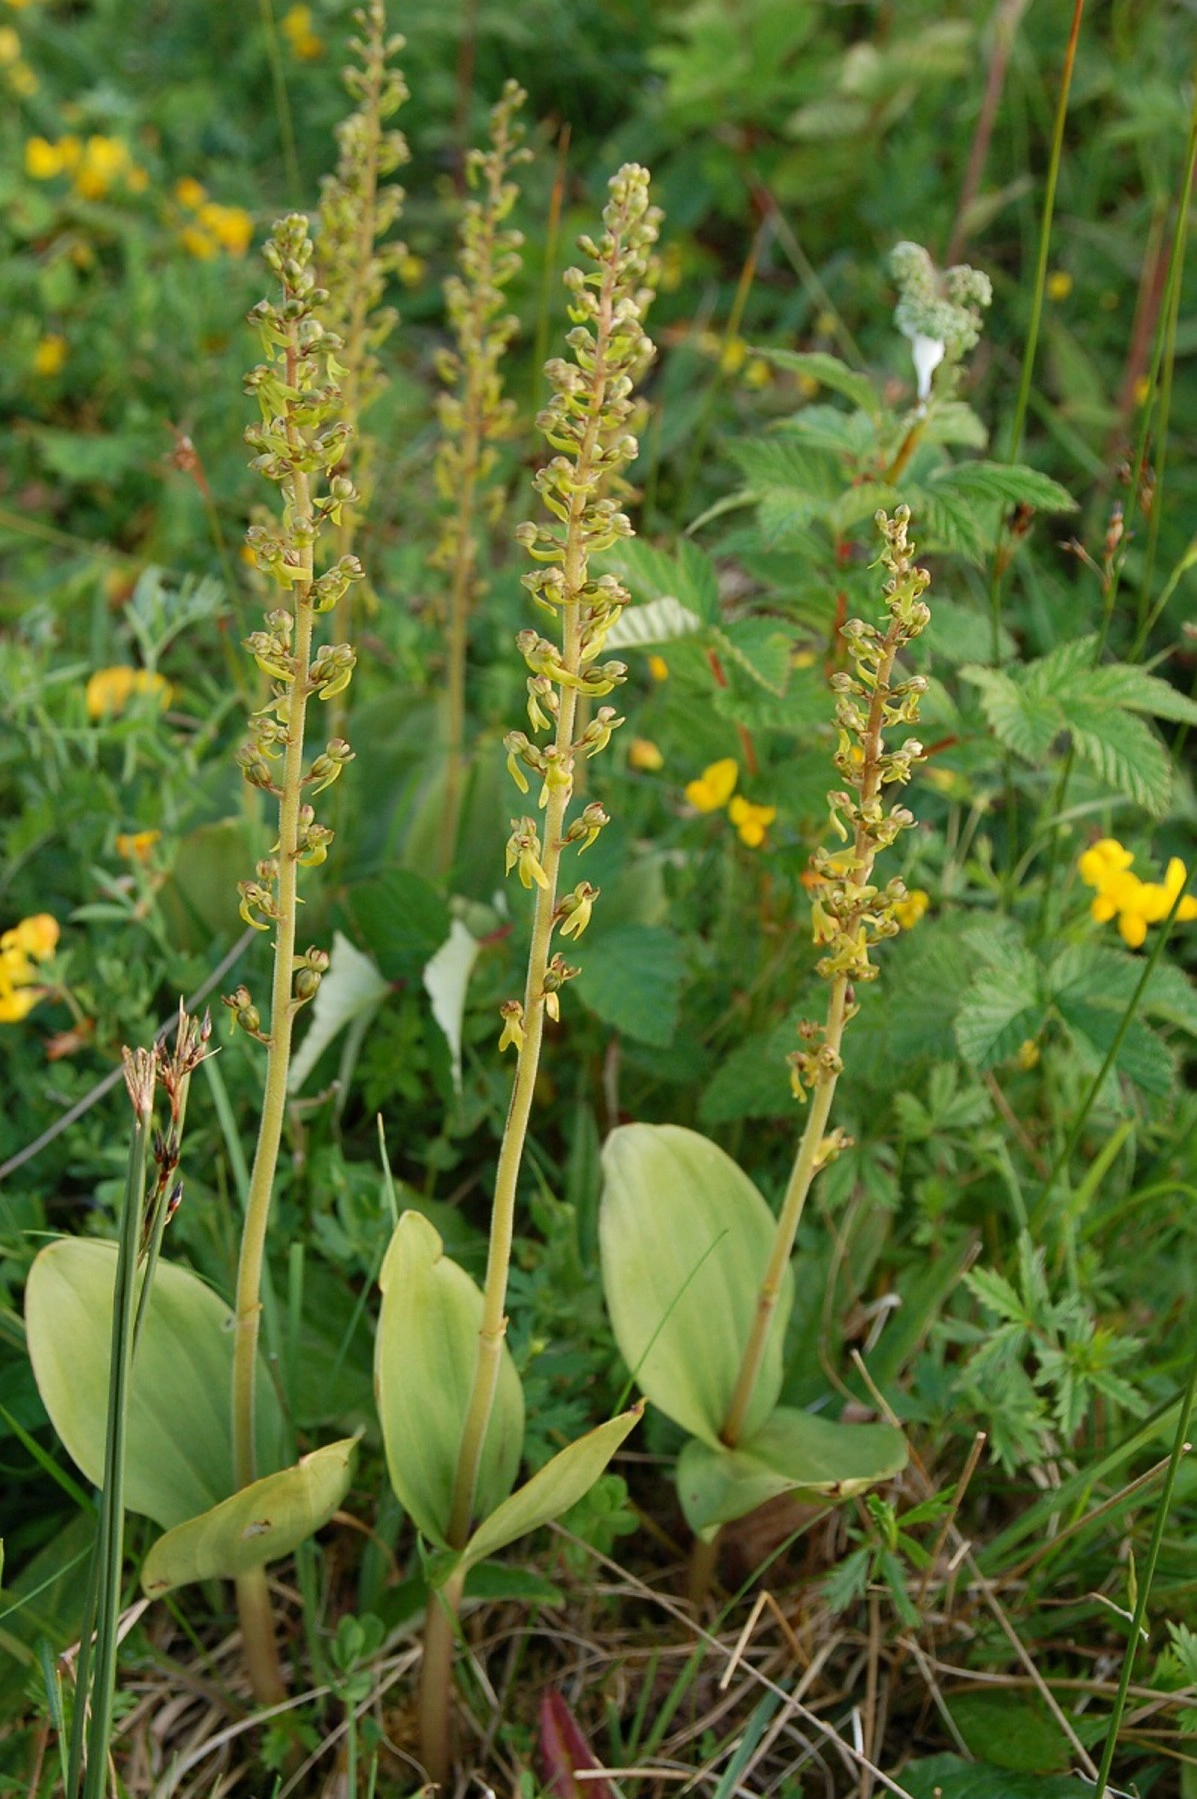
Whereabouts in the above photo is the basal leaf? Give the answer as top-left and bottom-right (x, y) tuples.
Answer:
(677, 1406), (907, 1533)
(141, 1440), (356, 1595)
(423, 919), (480, 1093)
(599, 1124), (792, 1445)
(25, 1239), (282, 1531)
(460, 1407), (643, 1572)
(375, 1211), (523, 1548)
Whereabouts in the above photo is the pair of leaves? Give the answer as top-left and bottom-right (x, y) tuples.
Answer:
(962, 636), (1197, 815)
(599, 1124), (906, 1535)
(25, 1240), (354, 1595)
(375, 1211), (641, 1581)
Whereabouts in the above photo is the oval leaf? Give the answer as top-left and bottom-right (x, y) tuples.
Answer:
(375, 1210), (523, 1548)
(141, 1439), (356, 1596)
(599, 1124), (792, 1446)
(461, 1406), (643, 1572)
(25, 1239), (282, 1530)
(677, 1405), (908, 1533)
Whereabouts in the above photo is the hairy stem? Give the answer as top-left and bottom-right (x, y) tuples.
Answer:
(720, 630), (901, 1450)
(445, 258), (619, 1549)
(231, 330), (315, 1705)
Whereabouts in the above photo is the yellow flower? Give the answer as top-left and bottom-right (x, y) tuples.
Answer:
(792, 649), (816, 670)
(397, 252), (426, 287)
(728, 794), (777, 848)
(2, 914), (59, 959)
(1017, 1039), (1041, 1070)
(719, 336), (747, 375)
(85, 666), (172, 720)
(180, 224), (218, 260)
(647, 654), (669, 682)
(198, 200), (254, 256)
(743, 357), (771, 389)
(1078, 840), (1197, 949)
(685, 757), (738, 813)
(5, 0), (33, 10)
(1078, 837), (1133, 888)
(628, 737), (664, 772)
(0, 25), (20, 63)
(9, 61), (37, 94)
(73, 135), (130, 200)
(32, 334), (66, 376)
(0, 913), (58, 1023)
(1046, 270), (1072, 302)
(25, 134), (61, 178)
(1134, 374), (1151, 408)
(115, 829), (161, 862)
(174, 175), (207, 209)
(281, 3), (324, 57)
(893, 888), (930, 930)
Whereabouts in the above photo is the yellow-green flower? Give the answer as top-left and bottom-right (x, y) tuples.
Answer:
(685, 757), (738, 812)
(893, 888), (930, 930)
(1046, 270), (1072, 302)
(85, 666), (172, 721)
(728, 793), (776, 848)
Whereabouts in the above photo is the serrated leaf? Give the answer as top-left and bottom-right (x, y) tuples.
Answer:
(698, 1022), (796, 1125)
(375, 1212), (523, 1548)
(1083, 663), (1197, 725)
(573, 924), (684, 1047)
(922, 400), (989, 450)
(599, 1123), (792, 1446)
(677, 1406), (908, 1533)
(423, 920), (480, 1092)
(602, 538), (720, 625)
(460, 1407), (642, 1571)
(1059, 999), (1176, 1097)
(755, 349), (880, 416)
(141, 1440), (356, 1595)
(25, 1239), (281, 1530)
(826, 482), (902, 537)
(1064, 694), (1172, 815)
(605, 595), (704, 650)
(903, 483), (990, 564)
(711, 619), (792, 695)
(726, 435), (842, 496)
(289, 931), (391, 1093)
(960, 666), (1063, 762)
(955, 945), (1045, 1071)
(932, 460), (1077, 514)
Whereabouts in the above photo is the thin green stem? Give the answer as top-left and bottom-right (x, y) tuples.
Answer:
(445, 246), (617, 1539)
(989, 0), (1085, 664)
(257, 0), (302, 206)
(80, 1060), (152, 1799)
(1030, 876), (1190, 1234)
(720, 623), (902, 1449)
(1093, 1342), (1197, 1798)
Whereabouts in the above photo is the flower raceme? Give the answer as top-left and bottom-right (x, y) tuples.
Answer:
(0, 913), (59, 1023)
(1078, 838), (1197, 949)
